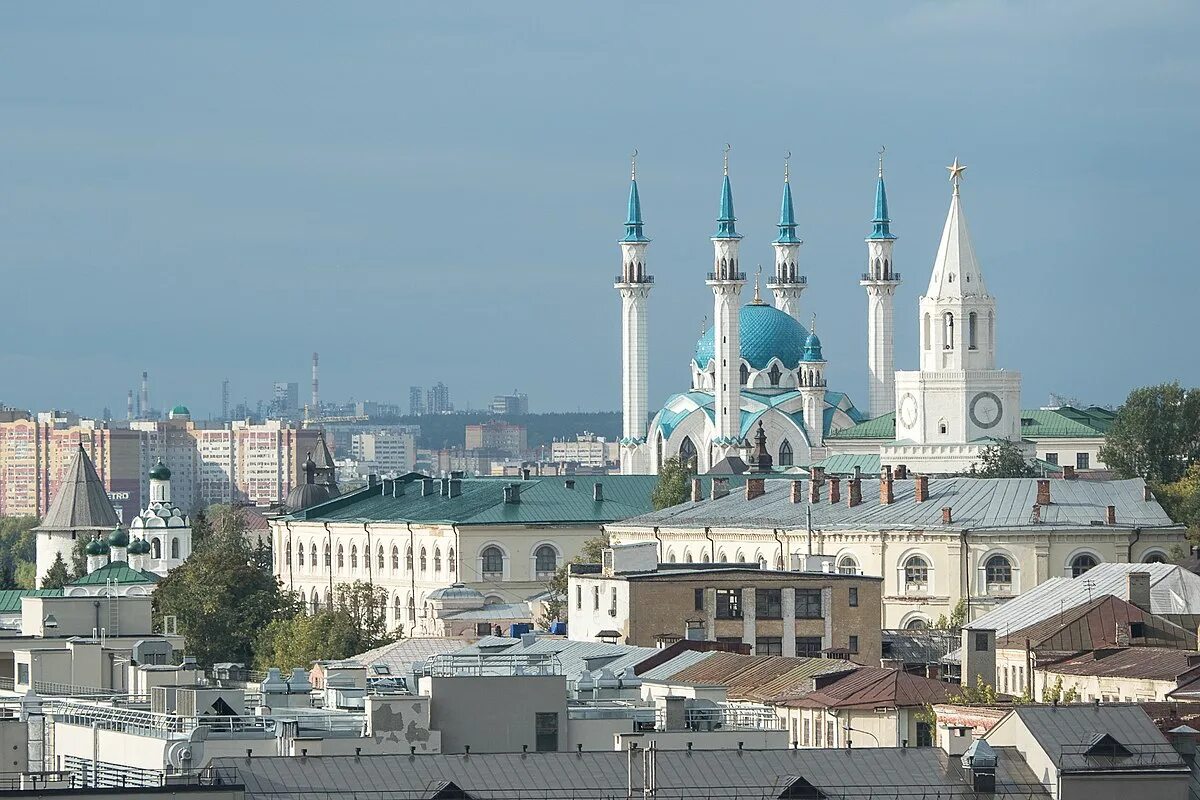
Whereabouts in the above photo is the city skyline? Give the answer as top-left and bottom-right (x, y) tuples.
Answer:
(2, 2), (1197, 417)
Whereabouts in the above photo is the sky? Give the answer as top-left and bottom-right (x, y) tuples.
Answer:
(2, 2), (1197, 418)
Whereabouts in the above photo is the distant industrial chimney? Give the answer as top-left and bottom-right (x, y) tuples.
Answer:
(311, 352), (320, 413)
(140, 371), (150, 419)
(222, 378), (230, 421)
(126, 389), (134, 421)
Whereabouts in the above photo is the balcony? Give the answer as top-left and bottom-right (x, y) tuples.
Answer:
(861, 272), (902, 282)
(614, 275), (655, 285)
(706, 272), (746, 282)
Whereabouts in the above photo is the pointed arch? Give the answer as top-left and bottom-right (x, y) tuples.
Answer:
(679, 436), (697, 470)
(778, 439), (794, 467)
(968, 312), (978, 350)
(943, 312), (955, 350)
(739, 363), (749, 385)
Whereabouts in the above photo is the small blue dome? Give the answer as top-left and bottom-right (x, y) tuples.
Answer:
(694, 304), (812, 370)
(802, 331), (824, 362)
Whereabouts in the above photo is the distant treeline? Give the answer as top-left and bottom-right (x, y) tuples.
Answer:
(375, 411), (623, 450)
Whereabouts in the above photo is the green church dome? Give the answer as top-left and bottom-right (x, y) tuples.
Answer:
(149, 460), (171, 481)
(108, 526), (129, 548)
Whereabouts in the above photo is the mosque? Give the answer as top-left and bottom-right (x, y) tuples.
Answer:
(617, 151), (1023, 475)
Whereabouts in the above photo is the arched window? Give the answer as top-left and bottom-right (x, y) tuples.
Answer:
(1143, 551), (1168, 564)
(737, 553), (746, 563)
(434, 547), (442, 573)
(739, 363), (749, 385)
(923, 313), (931, 351)
(535, 545), (557, 577)
(985, 555), (1012, 586)
(593, 586), (600, 610)
(679, 436), (697, 469)
(419, 547), (427, 572)
(768, 363), (782, 387)
(968, 312), (978, 350)
(337, 545), (344, 569)
(701, 553), (711, 563)
(758, 555), (767, 569)
(481, 546), (504, 577)
(1071, 553), (1098, 577)
(393, 595), (403, 624)
(838, 556), (859, 575)
(943, 313), (955, 350)
(905, 617), (929, 630)
(938, 419), (948, 435)
(323, 543), (330, 567)
(778, 439), (794, 467)
(324, 589), (331, 608)
(151, 538), (162, 559)
(718, 551), (728, 563)
(407, 596), (416, 622)
(667, 550), (677, 563)
(298, 544), (305, 567)
(904, 555), (930, 587)
(311, 589), (320, 614)
(683, 550), (693, 562)
(285, 541), (291, 565)
(405, 545), (414, 571)
(377, 545), (384, 571)
(391, 545), (400, 571)
(311, 544), (317, 567)
(350, 545), (358, 570)
(449, 548), (456, 574)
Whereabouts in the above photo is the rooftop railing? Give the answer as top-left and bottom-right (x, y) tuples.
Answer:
(1057, 741), (1185, 772)
(50, 699), (367, 740)
(425, 652), (562, 678)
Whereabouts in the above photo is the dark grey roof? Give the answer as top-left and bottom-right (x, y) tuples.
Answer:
(209, 746), (1049, 799)
(284, 482), (330, 514)
(35, 446), (120, 532)
(616, 477), (1178, 534)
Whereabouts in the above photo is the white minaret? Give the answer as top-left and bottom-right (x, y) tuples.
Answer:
(767, 157), (807, 322)
(799, 316), (827, 448)
(861, 149), (902, 420)
(706, 148), (746, 464)
(616, 152), (653, 474)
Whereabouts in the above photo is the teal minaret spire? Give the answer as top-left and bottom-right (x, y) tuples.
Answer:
(861, 147), (902, 419)
(774, 162), (801, 245)
(622, 154), (649, 243)
(616, 150), (653, 472)
(705, 145), (746, 466)
(768, 154), (807, 322)
(713, 147), (741, 240)
(870, 151), (896, 240)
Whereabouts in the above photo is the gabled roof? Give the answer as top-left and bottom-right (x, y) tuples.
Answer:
(1048, 647), (1199, 682)
(775, 666), (955, 710)
(996, 595), (1195, 653)
(67, 560), (160, 587)
(36, 446), (120, 532)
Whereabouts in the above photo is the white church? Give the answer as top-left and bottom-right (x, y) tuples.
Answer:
(618, 151), (1026, 475)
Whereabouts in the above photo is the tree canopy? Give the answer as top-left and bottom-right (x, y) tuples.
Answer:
(254, 581), (395, 671)
(1100, 382), (1200, 483)
(40, 553), (71, 590)
(539, 532), (609, 628)
(0, 516), (38, 589)
(1157, 464), (1200, 539)
(970, 440), (1039, 478)
(652, 456), (695, 510)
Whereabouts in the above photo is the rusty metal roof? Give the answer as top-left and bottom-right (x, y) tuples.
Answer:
(1047, 647), (1200, 681)
(998, 595), (1196, 653)
(775, 666), (956, 710)
(658, 652), (854, 701)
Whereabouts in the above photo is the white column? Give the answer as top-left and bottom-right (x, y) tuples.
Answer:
(771, 241), (805, 322)
(781, 587), (796, 656)
(619, 284), (651, 442)
(741, 587), (756, 649)
(862, 237), (900, 420)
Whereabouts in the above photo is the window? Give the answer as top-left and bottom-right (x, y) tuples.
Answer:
(796, 637), (823, 657)
(393, 595), (402, 623)
(803, 718), (811, 746)
(350, 545), (358, 570)
(756, 588), (782, 619)
(974, 632), (990, 652)
(756, 636), (783, 655)
(433, 548), (442, 573)
(593, 586), (600, 610)
(968, 312), (978, 350)
(16, 663), (28, 686)
(943, 312), (955, 350)
(1045, 452), (1058, 466)
(576, 586), (582, 610)
(419, 547), (427, 572)
(1143, 551), (1168, 564)
(938, 420), (948, 435)
(848, 587), (858, 607)
(297, 544), (304, 567)
(923, 313), (931, 351)
(285, 542), (292, 565)
(848, 635), (859, 654)
(826, 721), (835, 748)
(694, 588), (704, 611)
(768, 363), (782, 387)
(739, 363), (749, 385)
(535, 712), (559, 752)
(679, 437), (697, 469)
(1076, 452), (1090, 470)
(324, 544), (330, 567)
(171, 537), (180, 559)
(481, 546), (504, 577)
(391, 546), (400, 571)
(1130, 621), (1145, 639)
(778, 439), (793, 467)
(377, 546), (385, 571)
(904, 555), (929, 587)
(838, 556), (858, 575)
(1071, 553), (1098, 577)
(814, 718), (823, 747)
(715, 589), (743, 619)
(449, 548), (456, 573)
(310, 544), (317, 568)
(405, 545), (414, 571)
(716, 636), (744, 646)
(906, 617), (929, 630)
(407, 596), (416, 622)
(337, 544), (344, 569)
(985, 555), (1012, 586)
(796, 589), (822, 619)
(916, 721), (933, 748)
(535, 545), (557, 577)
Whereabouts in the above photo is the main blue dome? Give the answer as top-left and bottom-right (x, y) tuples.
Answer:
(693, 304), (812, 370)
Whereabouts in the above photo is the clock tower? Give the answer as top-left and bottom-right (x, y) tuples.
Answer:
(884, 159), (1024, 473)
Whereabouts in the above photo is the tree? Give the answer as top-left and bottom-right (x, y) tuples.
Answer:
(1156, 464), (1200, 538)
(652, 457), (695, 510)
(934, 599), (968, 629)
(333, 581), (393, 653)
(539, 532), (610, 628)
(948, 674), (997, 705)
(40, 554), (71, 590)
(971, 440), (1038, 478)
(1100, 382), (1200, 483)
(69, 536), (89, 579)
(254, 581), (397, 671)
(154, 505), (300, 666)
(0, 516), (39, 589)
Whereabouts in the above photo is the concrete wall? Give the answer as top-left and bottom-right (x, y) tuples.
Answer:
(21, 595), (154, 639)
(1061, 773), (1188, 800)
(422, 674), (567, 754)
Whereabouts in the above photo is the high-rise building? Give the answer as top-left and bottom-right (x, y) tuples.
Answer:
(409, 386), (424, 417)
(464, 421), (527, 458)
(489, 391), (529, 416)
(426, 383), (452, 415)
(350, 431), (417, 476)
(272, 382), (300, 417)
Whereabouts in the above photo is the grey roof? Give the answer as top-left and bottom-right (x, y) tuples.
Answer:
(209, 746), (1049, 799)
(452, 637), (657, 684)
(35, 446), (120, 532)
(967, 563), (1200, 634)
(615, 477), (1178, 534)
(345, 637), (470, 673)
(636, 649), (717, 681)
(441, 603), (530, 621)
(989, 704), (1186, 772)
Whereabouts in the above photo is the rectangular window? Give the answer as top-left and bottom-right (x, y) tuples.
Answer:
(1076, 452), (1090, 470)
(796, 636), (823, 657)
(1130, 621), (1145, 639)
(576, 586), (582, 610)
(796, 589), (822, 619)
(848, 635), (859, 654)
(535, 712), (559, 752)
(755, 588), (782, 619)
(755, 636), (783, 656)
(716, 636), (743, 647)
(694, 587), (704, 611)
(975, 632), (989, 652)
(16, 663), (28, 686)
(814, 717), (823, 747)
(803, 718), (811, 746)
(826, 721), (835, 748)
(1045, 452), (1058, 465)
(848, 587), (858, 607)
(715, 588), (743, 619)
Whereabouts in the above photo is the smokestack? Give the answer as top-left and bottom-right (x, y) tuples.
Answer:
(311, 352), (320, 413)
(140, 371), (149, 419)
(222, 379), (230, 421)
(126, 390), (134, 421)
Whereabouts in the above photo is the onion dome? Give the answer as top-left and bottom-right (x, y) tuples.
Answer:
(284, 483), (329, 514)
(128, 538), (149, 556)
(149, 460), (171, 481)
(802, 330), (824, 362)
(107, 526), (129, 548)
(86, 537), (110, 557)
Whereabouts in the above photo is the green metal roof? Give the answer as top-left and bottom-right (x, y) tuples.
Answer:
(828, 407), (1111, 442)
(68, 561), (160, 586)
(808, 453), (881, 476)
(826, 412), (896, 440)
(0, 589), (62, 614)
(291, 475), (661, 526)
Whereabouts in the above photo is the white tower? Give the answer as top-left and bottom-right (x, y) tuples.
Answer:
(860, 149), (902, 420)
(799, 318), (827, 448)
(616, 153), (654, 475)
(767, 158), (806, 322)
(705, 149), (746, 464)
(130, 459), (193, 574)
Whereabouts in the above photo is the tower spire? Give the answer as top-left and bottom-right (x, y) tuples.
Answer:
(706, 145), (747, 467)
(870, 146), (896, 240)
(861, 148), (902, 419)
(768, 151), (806, 321)
(622, 149), (648, 243)
(715, 145), (740, 239)
(616, 152), (654, 473)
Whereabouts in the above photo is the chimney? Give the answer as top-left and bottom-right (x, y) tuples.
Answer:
(564, 479), (576, 490)
(880, 475), (894, 505)
(393, 480), (405, 498)
(746, 478), (766, 501)
(593, 482), (603, 502)
(1061, 464), (1076, 480)
(503, 483), (522, 504)
(809, 466), (826, 484)
(1127, 572), (1151, 613)
(853, 466), (862, 482)
(926, 664), (941, 680)
(789, 480), (803, 504)
(1145, 484), (1154, 502)
(847, 478), (862, 508)
(521, 467), (531, 480)
(1106, 505), (1116, 525)
(942, 507), (953, 524)
(448, 479), (462, 498)
(881, 465), (892, 479)
(809, 480), (822, 504)
(692, 478), (704, 503)
(895, 464), (908, 480)
(421, 478), (436, 496)
(711, 478), (730, 500)
(1030, 503), (1041, 523)
(915, 475), (929, 503)
(1036, 479), (1051, 506)
(829, 477), (841, 504)
(381, 478), (393, 496)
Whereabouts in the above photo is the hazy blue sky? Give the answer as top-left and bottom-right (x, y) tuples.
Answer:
(2, 2), (1197, 418)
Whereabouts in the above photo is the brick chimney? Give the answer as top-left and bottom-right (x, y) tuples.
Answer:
(1062, 465), (1076, 480)
(691, 478), (704, 503)
(1127, 572), (1151, 612)
(915, 475), (929, 503)
(711, 477), (730, 500)
(942, 507), (953, 524)
(829, 477), (841, 504)
(895, 464), (908, 480)
(880, 474), (894, 505)
(847, 478), (862, 508)
(746, 478), (766, 500)
(790, 480), (804, 504)
(1036, 479), (1051, 506)
(1106, 505), (1117, 525)
(810, 466), (826, 483)
(809, 479), (822, 504)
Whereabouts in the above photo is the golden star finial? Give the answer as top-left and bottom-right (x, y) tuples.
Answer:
(947, 157), (967, 194)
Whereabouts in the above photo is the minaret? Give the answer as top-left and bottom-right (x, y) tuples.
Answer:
(767, 156), (807, 321)
(706, 147), (746, 463)
(615, 151), (653, 474)
(799, 316), (827, 447)
(860, 148), (902, 419)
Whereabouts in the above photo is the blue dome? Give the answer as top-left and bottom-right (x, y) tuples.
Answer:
(802, 331), (824, 362)
(693, 304), (811, 370)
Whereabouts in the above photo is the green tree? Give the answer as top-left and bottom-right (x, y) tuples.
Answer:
(253, 581), (397, 671)
(333, 581), (393, 652)
(0, 516), (39, 589)
(69, 537), (89, 579)
(1156, 464), (1200, 537)
(948, 675), (997, 705)
(652, 457), (695, 510)
(1100, 382), (1200, 483)
(154, 505), (299, 666)
(40, 553), (71, 590)
(539, 532), (609, 628)
(934, 599), (968, 629)
(971, 440), (1038, 478)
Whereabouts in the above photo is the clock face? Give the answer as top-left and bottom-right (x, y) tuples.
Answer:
(970, 391), (1003, 429)
(899, 393), (918, 430)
